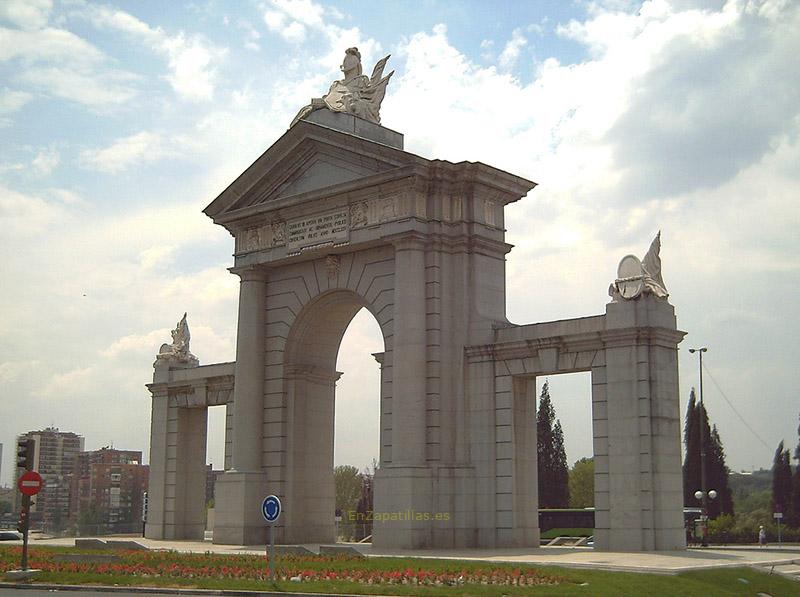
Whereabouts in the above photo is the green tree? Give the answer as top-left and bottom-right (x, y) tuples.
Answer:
(334, 465), (362, 518)
(792, 412), (800, 527)
(708, 425), (735, 517)
(537, 381), (569, 508)
(568, 457), (594, 508)
(77, 503), (105, 536)
(682, 388), (733, 518)
(772, 441), (792, 518)
(683, 389), (701, 506)
(354, 461), (376, 541)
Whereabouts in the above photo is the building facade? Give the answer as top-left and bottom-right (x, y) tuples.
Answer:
(71, 448), (148, 534)
(15, 428), (84, 531)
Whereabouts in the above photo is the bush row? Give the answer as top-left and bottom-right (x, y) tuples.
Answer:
(707, 514), (800, 544)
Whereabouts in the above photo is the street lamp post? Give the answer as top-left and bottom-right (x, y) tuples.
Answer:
(689, 347), (709, 545)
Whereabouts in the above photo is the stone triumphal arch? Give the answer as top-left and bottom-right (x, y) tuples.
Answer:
(146, 51), (686, 552)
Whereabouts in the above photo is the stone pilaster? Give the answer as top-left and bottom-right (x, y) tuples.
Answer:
(373, 235), (432, 549)
(389, 235), (427, 465)
(214, 267), (269, 544)
(231, 267), (267, 472)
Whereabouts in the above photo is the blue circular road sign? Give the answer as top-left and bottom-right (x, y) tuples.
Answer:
(262, 495), (281, 523)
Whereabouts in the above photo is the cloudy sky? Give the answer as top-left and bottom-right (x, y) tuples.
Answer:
(1, 0), (798, 487)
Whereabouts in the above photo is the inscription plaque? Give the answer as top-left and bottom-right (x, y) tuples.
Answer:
(287, 209), (349, 252)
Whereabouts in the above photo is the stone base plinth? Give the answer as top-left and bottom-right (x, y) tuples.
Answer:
(212, 470), (269, 545)
(372, 465), (435, 549)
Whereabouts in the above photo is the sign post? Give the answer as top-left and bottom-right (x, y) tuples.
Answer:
(261, 495), (281, 581)
(773, 512), (783, 548)
(17, 470), (43, 571)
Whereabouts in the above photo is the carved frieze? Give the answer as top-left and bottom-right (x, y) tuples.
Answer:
(236, 221), (286, 253)
(272, 221), (286, 245)
(378, 197), (397, 222)
(350, 202), (368, 228)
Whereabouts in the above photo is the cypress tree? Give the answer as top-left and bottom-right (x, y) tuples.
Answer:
(707, 424), (734, 517)
(537, 381), (570, 508)
(772, 441), (792, 517)
(792, 413), (800, 527)
(682, 388), (733, 518)
(682, 389), (701, 506)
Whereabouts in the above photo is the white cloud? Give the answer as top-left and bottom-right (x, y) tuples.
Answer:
(271, 0), (326, 28)
(102, 329), (169, 360)
(0, 185), (71, 234)
(32, 145), (60, 175)
(79, 131), (170, 173)
(0, 360), (40, 384)
(139, 245), (177, 271)
(0, 26), (138, 109)
(83, 5), (227, 101)
(0, 0), (52, 31)
(18, 66), (138, 108)
(40, 366), (97, 399)
(0, 87), (33, 126)
(0, 88), (33, 113)
(260, 0), (381, 71)
(0, 25), (105, 63)
(498, 28), (527, 70)
(47, 188), (86, 206)
(161, 34), (219, 100)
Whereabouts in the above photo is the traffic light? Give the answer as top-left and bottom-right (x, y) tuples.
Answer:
(16, 438), (34, 471)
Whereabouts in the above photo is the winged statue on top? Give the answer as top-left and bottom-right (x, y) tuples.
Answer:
(291, 47), (394, 127)
(155, 312), (199, 367)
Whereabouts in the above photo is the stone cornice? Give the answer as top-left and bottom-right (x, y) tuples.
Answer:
(285, 364), (343, 384)
(229, 265), (268, 281)
(466, 323), (686, 364)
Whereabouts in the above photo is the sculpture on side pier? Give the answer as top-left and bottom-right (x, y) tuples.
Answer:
(155, 312), (198, 367)
(609, 231), (669, 301)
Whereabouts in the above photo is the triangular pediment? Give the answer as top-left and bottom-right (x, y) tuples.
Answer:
(242, 142), (396, 209)
(204, 119), (417, 226)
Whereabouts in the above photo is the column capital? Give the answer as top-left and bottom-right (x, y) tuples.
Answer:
(230, 265), (267, 282)
(387, 231), (428, 252)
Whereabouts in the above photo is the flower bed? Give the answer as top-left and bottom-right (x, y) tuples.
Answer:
(0, 547), (562, 588)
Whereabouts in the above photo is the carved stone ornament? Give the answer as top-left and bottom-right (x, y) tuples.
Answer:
(325, 254), (341, 279)
(291, 47), (394, 127)
(155, 312), (199, 367)
(609, 231), (669, 302)
(271, 221), (286, 246)
(350, 202), (368, 228)
(379, 197), (397, 222)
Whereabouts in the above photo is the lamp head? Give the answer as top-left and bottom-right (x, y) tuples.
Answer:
(708, 490), (717, 499)
(694, 490), (703, 500)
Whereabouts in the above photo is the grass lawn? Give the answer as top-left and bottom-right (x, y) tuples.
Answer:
(1, 545), (797, 596)
(539, 528), (594, 540)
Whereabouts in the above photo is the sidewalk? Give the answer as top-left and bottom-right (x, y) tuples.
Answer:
(25, 535), (800, 575)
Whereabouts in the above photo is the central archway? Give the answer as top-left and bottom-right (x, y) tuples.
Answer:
(282, 289), (387, 543)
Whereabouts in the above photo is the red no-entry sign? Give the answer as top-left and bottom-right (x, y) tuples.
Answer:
(18, 470), (43, 496)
